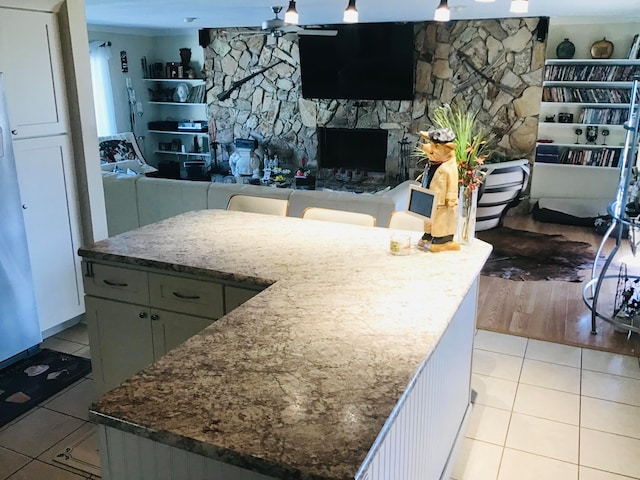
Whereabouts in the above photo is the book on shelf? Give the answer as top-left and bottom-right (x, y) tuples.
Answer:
(580, 107), (627, 125)
(544, 64), (640, 82)
(542, 87), (631, 104)
(535, 145), (620, 168)
(535, 144), (559, 163)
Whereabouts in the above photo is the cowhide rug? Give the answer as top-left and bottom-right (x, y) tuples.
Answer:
(476, 227), (599, 282)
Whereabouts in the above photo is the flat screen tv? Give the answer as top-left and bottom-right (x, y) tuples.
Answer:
(298, 22), (415, 100)
(317, 127), (388, 173)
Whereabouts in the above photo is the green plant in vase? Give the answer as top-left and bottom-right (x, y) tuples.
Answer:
(416, 103), (492, 245)
(431, 103), (491, 191)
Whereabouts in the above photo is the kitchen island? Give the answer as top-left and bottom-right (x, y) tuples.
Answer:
(79, 209), (492, 480)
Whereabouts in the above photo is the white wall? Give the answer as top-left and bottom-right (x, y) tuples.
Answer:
(87, 31), (154, 138)
(547, 18), (640, 59)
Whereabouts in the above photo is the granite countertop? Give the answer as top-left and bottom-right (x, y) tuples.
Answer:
(81, 209), (492, 480)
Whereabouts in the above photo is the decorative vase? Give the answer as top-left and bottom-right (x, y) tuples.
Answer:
(179, 48), (192, 68)
(457, 185), (478, 245)
(556, 38), (575, 59)
(591, 38), (614, 59)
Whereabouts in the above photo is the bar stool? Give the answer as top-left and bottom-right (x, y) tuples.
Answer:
(302, 207), (376, 227)
(388, 210), (425, 232)
(227, 195), (289, 216)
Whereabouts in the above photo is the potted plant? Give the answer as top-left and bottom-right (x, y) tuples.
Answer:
(415, 102), (491, 243)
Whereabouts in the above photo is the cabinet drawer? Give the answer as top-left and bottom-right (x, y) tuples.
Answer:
(83, 262), (149, 304)
(149, 273), (223, 319)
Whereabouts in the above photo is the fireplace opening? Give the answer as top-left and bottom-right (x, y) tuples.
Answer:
(317, 127), (388, 174)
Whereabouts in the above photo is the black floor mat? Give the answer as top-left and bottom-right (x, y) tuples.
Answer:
(0, 349), (91, 427)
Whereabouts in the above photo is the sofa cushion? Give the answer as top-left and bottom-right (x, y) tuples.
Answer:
(380, 180), (419, 211)
(288, 189), (395, 227)
(207, 183), (293, 210)
(136, 177), (210, 227)
(101, 171), (141, 236)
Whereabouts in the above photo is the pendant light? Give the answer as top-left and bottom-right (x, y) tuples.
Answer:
(284, 0), (299, 24)
(344, 0), (358, 23)
(510, 0), (529, 13)
(434, 0), (450, 22)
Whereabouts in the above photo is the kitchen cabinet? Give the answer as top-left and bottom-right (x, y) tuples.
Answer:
(0, 7), (68, 138)
(85, 297), (155, 389)
(0, 5), (85, 337)
(226, 285), (260, 312)
(13, 134), (84, 333)
(83, 261), (262, 395)
(531, 59), (639, 205)
(85, 297), (213, 389)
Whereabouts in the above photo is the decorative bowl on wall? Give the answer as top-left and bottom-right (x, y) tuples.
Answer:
(556, 38), (576, 59)
(591, 38), (614, 59)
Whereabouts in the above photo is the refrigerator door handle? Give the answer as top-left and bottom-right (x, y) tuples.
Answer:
(0, 125), (4, 158)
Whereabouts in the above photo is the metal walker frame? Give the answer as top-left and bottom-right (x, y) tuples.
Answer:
(583, 75), (640, 336)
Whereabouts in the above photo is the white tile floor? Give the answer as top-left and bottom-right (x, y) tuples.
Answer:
(1, 324), (639, 480)
(0, 323), (99, 480)
(454, 330), (640, 480)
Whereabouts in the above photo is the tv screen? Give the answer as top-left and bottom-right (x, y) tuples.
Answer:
(317, 127), (388, 173)
(298, 22), (415, 100)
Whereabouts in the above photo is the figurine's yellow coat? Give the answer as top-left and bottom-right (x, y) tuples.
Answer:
(420, 140), (459, 239)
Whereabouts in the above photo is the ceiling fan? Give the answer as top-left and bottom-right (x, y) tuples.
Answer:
(235, 6), (337, 38)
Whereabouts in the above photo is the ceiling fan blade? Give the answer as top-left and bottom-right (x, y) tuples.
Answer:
(297, 29), (338, 37)
(232, 31), (268, 37)
(278, 24), (302, 33)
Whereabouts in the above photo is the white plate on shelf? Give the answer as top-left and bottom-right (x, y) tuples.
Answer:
(173, 83), (190, 103)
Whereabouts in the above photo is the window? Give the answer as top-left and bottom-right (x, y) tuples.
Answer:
(89, 41), (117, 137)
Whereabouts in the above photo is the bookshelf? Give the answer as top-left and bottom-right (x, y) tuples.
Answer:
(143, 79), (211, 163)
(536, 59), (639, 168)
(531, 59), (639, 210)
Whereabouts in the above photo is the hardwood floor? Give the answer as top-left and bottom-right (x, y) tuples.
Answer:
(477, 214), (640, 357)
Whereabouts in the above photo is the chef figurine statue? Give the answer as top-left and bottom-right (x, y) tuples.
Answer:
(417, 128), (460, 252)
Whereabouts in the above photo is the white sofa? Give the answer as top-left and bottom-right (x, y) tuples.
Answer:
(101, 172), (400, 237)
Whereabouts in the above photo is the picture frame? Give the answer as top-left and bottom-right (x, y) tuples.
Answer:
(166, 62), (180, 79)
(170, 139), (182, 152)
(405, 184), (439, 222)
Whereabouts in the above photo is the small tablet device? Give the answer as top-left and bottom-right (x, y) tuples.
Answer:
(405, 184), (439, 222)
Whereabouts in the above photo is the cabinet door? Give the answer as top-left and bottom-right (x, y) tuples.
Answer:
(13, 135), (83, 333)
(151, 309), (213, 359)
(85, 296), (154, 395)
(225, 286), (260, 313)
(0, 8), (68, 138)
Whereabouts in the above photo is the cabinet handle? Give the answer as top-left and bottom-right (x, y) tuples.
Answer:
(172, 291), (200, 300)
(151, 314), (159, 321)
(139, 312), (148, 319)
(103, 279), (129, 287)
(11, 129), (17, 136)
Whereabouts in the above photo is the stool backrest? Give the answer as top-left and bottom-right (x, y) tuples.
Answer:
(227, 195), (289, 216)
(388, 210), (425, 232)
(302, 207), (376, 227)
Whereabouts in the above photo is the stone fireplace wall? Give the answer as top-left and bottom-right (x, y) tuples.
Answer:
(203, 18), (546, 175)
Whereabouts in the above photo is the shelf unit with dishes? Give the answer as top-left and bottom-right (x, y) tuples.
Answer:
(143, 78), (211, 166)
(531, 59), (640, 211)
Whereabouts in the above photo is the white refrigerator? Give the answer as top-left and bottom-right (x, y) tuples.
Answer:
(0, 72), (42, 365)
